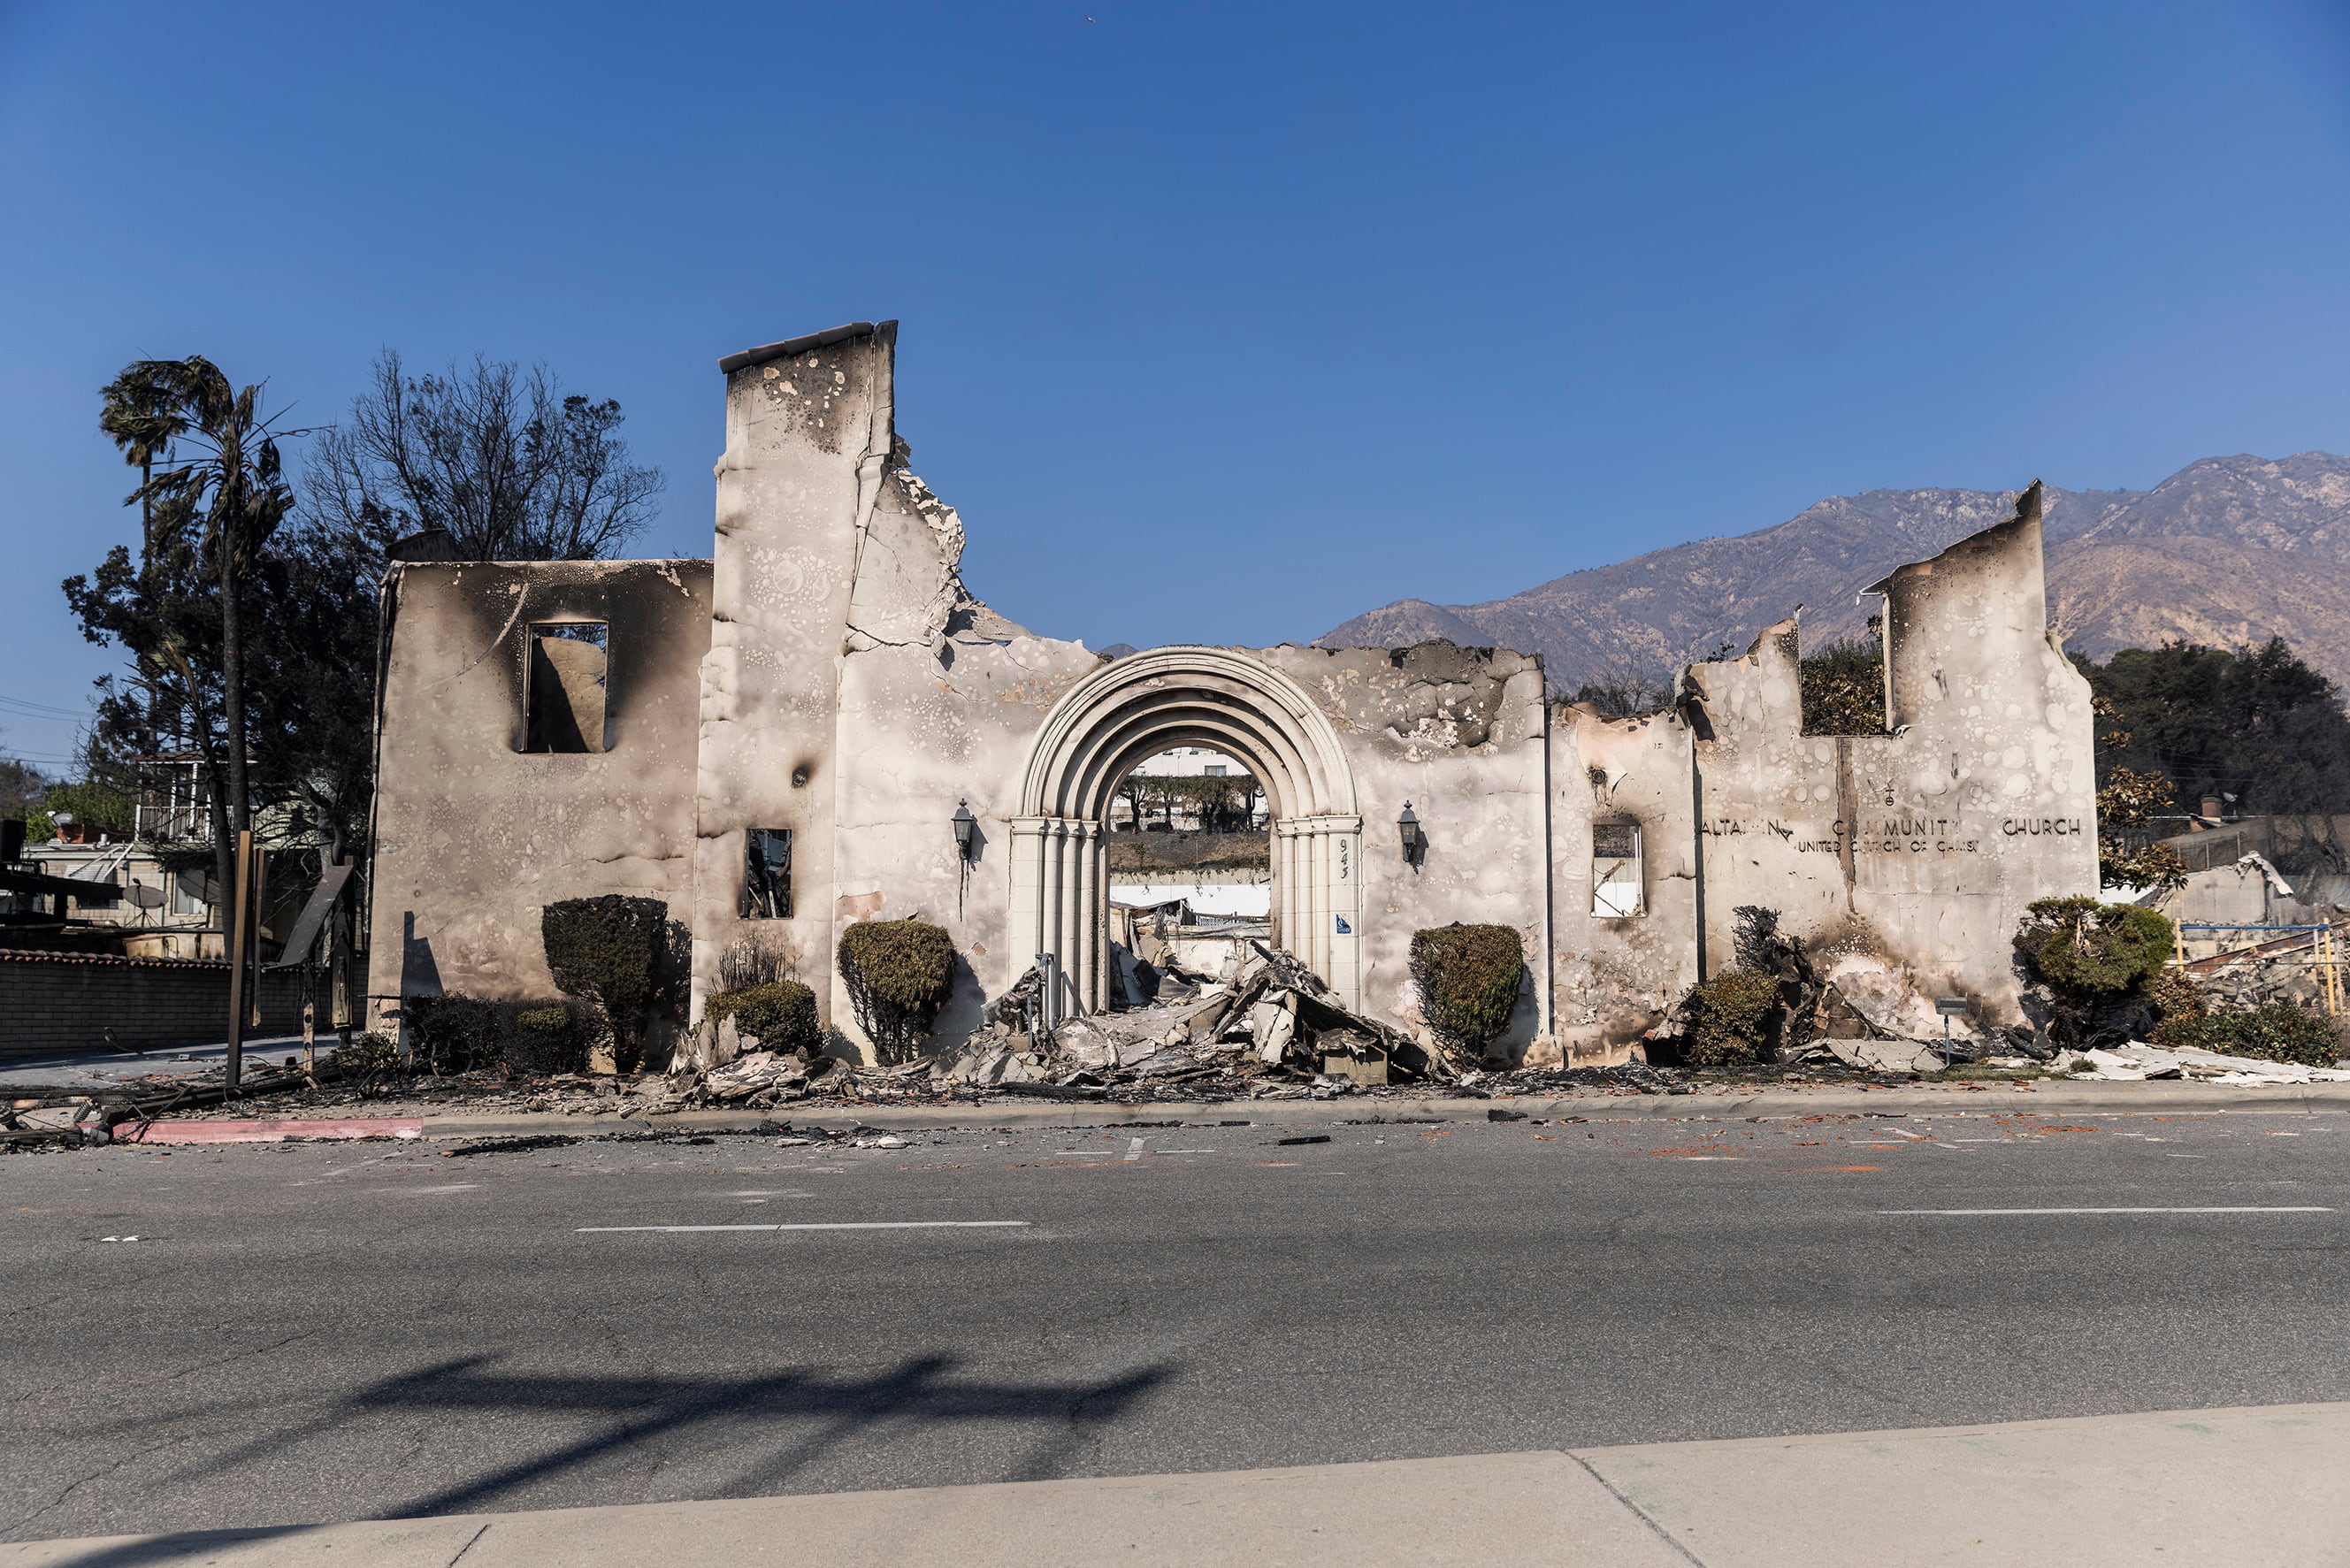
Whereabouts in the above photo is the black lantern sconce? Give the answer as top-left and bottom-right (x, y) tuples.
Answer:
(1397, 802), (1425, 868)
(952, 800), (978, 862)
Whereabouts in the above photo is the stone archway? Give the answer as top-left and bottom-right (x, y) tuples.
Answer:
(1012, 646), (1363, 1018)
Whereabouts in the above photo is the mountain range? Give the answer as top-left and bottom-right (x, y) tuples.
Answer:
(1318, 452), (2350, 694)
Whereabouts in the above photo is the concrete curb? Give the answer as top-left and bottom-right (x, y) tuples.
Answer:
(114, 1117), (424, 1144)
(394, 1078), (2350, 1140)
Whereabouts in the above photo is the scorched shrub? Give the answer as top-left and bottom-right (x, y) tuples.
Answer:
(541, 894), (667, 1071)
(1409, 923), (1525, 1058)
(836, 919), (956, 1063)
(704, 980), (821, 1055)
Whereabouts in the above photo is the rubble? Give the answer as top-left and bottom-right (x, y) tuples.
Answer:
(2063, 1040), (2350, 1085)
(932, 941), (1439, 1098)
(1656, 907), (1998, 1074)
(2187, 924), (2347, 1014)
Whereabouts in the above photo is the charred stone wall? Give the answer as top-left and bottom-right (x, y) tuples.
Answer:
(1543, 486), (2099, 1047)
(364, 560), (712, 1027)
(364, 324), (2097, 1070)
(1261, 642), (1551, 1054)
(693, 325), (899, 1027)
(828, 466), (1099, 1056)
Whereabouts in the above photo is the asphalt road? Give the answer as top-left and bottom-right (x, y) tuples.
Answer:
(4, 1105), (2347, 1541)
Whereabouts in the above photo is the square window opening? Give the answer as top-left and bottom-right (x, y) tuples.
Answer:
(743, 828), (793, 920)
(524, 622), (609, 753)
(1592, 822), (1643, 918)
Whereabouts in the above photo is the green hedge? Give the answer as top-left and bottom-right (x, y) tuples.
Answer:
(706, 981), (821, 1054)
(404, 994), (595, 1076)
(2154, 1005), (2340, 1067)
(1409, 924), (1525, 1053)
(837, 919), (956, 1063)
(1677, 968), (1783, 1067)
(542, 895), (666, 1071)
(2016, 897), (2173, 997)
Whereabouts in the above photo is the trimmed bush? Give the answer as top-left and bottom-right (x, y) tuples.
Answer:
(404, 994), (501, 1074)
(837, 919), (957, 1063)
(542, 895), (667, 1071)
(2154, 1005), (2340, 1067)
(2016, 897), (2173, 996)
(508, 1003), (596, 1075)
(1677, 968), (1784, 1068)
(706, 981), (821, 1055)
(404, 994), (595, 1076)
(1409, 923), (1526, 1055)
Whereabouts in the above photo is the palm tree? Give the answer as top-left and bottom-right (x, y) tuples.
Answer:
(101, 367), (194, 758)
(102, 358), (297, 910)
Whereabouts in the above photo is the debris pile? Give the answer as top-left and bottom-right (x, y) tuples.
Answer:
(934, 941), (1442, 1098)
(2189, 927), (2346, 1014)
(1466, 1060), (1691, 1096)
(2060, 1040), (2350, 1085)
(1656, 907), (1996, 1073)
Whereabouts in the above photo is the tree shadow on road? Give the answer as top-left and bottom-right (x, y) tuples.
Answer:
(45, 1352), (1175, 1567)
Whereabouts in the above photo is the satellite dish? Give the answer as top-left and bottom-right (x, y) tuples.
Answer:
(126, 881), (166, 909)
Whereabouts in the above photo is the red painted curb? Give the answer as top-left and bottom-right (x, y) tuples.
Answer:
(113, 1118), (425, 1144)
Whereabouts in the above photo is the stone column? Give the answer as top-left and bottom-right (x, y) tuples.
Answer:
(1074, 820), (1100, 1013)
(1053, 818), (1082, 1021)
(1008, 816), (1049, 991)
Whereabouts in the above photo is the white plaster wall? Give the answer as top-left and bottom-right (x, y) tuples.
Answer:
(1549, 708), (1702, 1056)
(691, 328), (894, 1024)
(364, 562), (710, 1025)
(1683, 500), (2099, 1022)
(1262, 645), (1552, 1053)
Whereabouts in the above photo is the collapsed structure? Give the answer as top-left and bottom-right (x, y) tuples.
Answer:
(365, 322), (2099, 1064)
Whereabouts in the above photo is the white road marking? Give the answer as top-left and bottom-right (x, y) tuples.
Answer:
(1881, 1207), (2332, 1215)
(1124, 1138), (1146, 1162)
(578, 1220), (1032, 1234)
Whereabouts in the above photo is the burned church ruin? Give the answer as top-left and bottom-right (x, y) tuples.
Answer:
(366, 322), (2099, 1063)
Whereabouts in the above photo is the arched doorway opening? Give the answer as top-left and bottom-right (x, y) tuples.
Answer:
(1012, 647), (1362, 1020)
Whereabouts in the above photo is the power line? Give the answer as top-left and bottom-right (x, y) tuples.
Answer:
(0, 695), (93, 721)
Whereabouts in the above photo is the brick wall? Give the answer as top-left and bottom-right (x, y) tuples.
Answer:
(0, 951), (312, 1060)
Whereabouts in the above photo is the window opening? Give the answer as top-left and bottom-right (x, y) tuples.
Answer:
(743, 828), (793, 919)
(1798, 617), (1891, 737)
(524, 623), (609, 753)
(1592, 822), (1643, 917)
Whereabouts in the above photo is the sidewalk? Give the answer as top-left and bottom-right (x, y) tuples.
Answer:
(8, 1402), (2341, 1565)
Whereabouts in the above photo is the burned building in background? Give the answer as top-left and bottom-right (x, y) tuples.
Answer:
(366, 322), (2099, 1064)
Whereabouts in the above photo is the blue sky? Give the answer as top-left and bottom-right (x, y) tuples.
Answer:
(3, 2), (2346, 770)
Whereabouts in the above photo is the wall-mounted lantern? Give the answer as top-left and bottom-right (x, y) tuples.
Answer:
(952, 800), (978, 861)
(1397, 802), (1424, 868)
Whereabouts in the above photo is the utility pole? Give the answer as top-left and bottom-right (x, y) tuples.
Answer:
(225, 830), (253, 1090)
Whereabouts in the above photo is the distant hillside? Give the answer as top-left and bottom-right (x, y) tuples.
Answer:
(1319, 453), (2350, 694)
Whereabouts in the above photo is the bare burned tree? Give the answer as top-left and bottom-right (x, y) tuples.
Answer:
(303, 351), (662, 562)
(1568, 655), (1674, 719)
